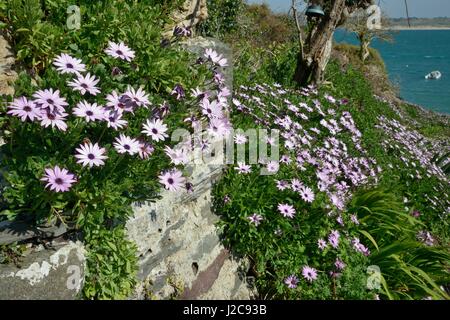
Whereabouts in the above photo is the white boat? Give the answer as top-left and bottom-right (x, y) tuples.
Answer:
(425, 71), (442, 80)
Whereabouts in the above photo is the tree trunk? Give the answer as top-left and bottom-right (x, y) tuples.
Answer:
(357, 32), (371, 62)
(293, 0), (348, 87)
(360, 39), (370, 62)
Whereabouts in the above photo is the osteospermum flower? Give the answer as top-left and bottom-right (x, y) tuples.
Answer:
(41, 165), (76, 192)
(105, 41), (135, 61)
(335, 259), (346, 271)
(164, 146), (189, 165)
(158, 169), (186, 192)
(284, 275), (299, 289)
(73, 101), (104, 122)
(191, 87), (207, 99)
(142, 118), (169, 142)
(350, 214), (360, 225)
(276, 180), (289, 191)
(266, 160), (279, 173)
(33, 88), (68, 114)
(328, 230), (340, 249)
(138, 140), (154, 160)
(302, 266), (318, 282)
(291, 178), (303, 192)
(104, 109), (127, 130)
(7, 97), (40, 122)
(234, 162), (251, 174)
(124, 87), (150, 108)
(277, 203), (296, 219)
(299, 186), (315, 203)
(280, 155), (291, 164)
(106, 90), (134, 113)
(75, 142), (108, 168)
(39, 110), (68, 131)
(53, 53), (86, 75)
(113, 134), (140, 155)
(68, 73), (100, 96)
(204, 48), (228, 67)
(248, 213), (263, 226)
(208, 117), (231, 138)
(318, 238), (327, 250)
(171, 84), (185, 100)
(201, 98), (223, 119)
(234, 133), (247, 145)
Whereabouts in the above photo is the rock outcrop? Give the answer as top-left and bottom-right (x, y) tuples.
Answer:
(0, 241), (85, 300)
(164, 0), (208, 38)
(0, 33), (17, 96)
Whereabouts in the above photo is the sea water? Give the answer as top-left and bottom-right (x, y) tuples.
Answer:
(335, 29), (450, 114)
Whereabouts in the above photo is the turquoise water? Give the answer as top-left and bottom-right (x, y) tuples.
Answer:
(335, 29), (450, 114)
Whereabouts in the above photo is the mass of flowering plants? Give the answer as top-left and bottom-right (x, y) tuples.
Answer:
(2, 40), (231, 220)
(213, 78), (450, 300)
(0, 40), (233, 297)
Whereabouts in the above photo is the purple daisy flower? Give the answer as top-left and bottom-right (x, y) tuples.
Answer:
(204, 48), (228, 67)
(234, 133), (247, 145)
(39, 110), (68, 131)
(335, 259), (346, 271)
(201, 98), (224, 119)
(291, 178), (303, 192)
(41, 165), (76, 192)
(277, 203), (296, 219)
(318, 238), (327, 250)
(284, 275), (299, 289)
(248, 213), (264, 226)
(266, 160), (279, 173)
(208, 117), (231, 138)
(113, 134), (140, 155)
(105, 90), (134, 113)
(171, 84), (185, 100)
(75, 142), (108, 168)
(53, 53), (86, 75)
(142, 118), (169, 142)
(68, 73), (100, 96)
(104, 109), (127, 130)
(302, 266), (318, 282)
(328, 230), (340, 249)
(299, 186), (315, 203)
(7, 97), (40, 122)
(33, 88), (68, 114)
(138, 140), (154, 160)
(164, 146), (190, 165)
(276, 180), (289, 191)
(280, 155), (291, 164)
(73, 101), (105, 122)
(124, 87), (150, 108)
(158, 169), (186, 192)
(350, 214), (360, 225)
(234, 162), (252, 174)
(105, 41), (135, 61)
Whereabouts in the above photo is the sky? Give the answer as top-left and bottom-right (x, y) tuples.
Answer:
(247, 0), (450, 18)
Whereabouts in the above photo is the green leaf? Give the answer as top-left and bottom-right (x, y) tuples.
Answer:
(359, 230), (379, 252)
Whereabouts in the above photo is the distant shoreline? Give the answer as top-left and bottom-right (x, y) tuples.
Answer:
(385, 26), (450, 30)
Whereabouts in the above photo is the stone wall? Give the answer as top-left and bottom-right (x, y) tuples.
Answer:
(126, 140), (253, 300)
(0, 241), (85, 300)
(0, 33), (17, 96)
(126, 38), (253, 300)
